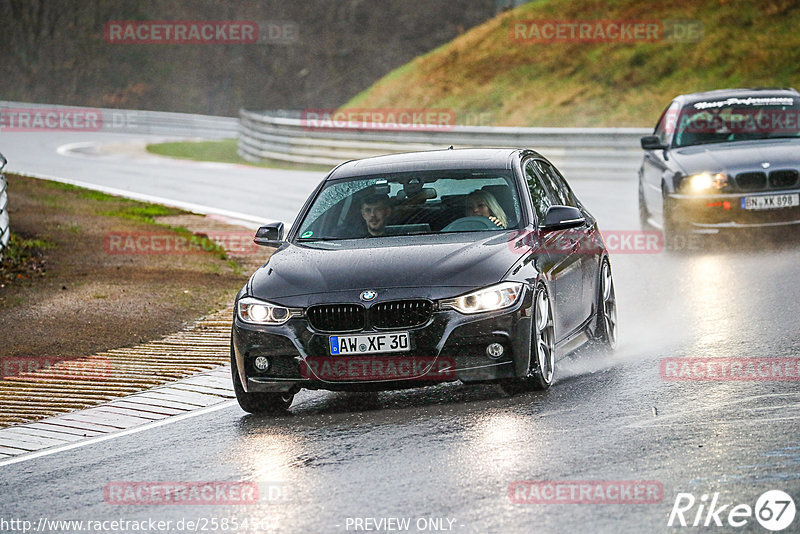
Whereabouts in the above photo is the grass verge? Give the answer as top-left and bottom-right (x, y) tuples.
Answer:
(0, 173), (253, 362)
(146, 138), (332, 172)
(344, 0), (800, 127)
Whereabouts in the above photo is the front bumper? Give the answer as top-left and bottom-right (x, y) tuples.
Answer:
(231, 290), (533, 393)
(668, 189), (800, 231)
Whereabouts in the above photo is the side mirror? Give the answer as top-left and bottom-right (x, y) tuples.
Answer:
(540, 205), (585, 232)
(254, 222), (284, 247)
(640, 135), (667, 150)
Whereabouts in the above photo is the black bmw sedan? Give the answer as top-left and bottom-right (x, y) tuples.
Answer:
(639, 88), (800, 241)
(231, 148), (616, 413)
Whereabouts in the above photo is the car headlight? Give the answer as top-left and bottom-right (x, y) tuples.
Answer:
(440, 282), (524, 314)
(681, 172), (728, 193)
(236, 296), (300, 325)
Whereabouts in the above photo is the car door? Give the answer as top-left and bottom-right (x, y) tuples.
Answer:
(641, 101), (679, 220)
(525, 159), (584, 339)
(538, 159), (600, 325)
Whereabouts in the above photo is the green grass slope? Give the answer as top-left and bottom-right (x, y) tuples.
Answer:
(344, 0), (800, 127)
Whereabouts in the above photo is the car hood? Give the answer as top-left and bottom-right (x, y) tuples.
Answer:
(672, 139), (800, 175)
(248, 232), (525, 301)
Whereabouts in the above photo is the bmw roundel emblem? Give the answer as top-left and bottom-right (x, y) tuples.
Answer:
(360, 290), (377, 301)
(762, 161), (771, 169)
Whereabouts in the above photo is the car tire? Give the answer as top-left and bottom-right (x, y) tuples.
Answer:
(593, 258), (617, 351)
(500, 283), (555, 395)
(230, 342), (294, 414)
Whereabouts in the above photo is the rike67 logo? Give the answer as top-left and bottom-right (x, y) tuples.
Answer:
(668, 490), (796, 531)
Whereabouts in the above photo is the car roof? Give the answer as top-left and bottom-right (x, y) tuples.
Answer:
(674, 87), (800, 107)
(328, 148), (537, 179)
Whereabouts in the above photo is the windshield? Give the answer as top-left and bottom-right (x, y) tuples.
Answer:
(673, 96), (800, 147)
(295, 171), (522, 241)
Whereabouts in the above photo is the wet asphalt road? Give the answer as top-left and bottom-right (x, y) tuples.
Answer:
(1, 134), (800, 533)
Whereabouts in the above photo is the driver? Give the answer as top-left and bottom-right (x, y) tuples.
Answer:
(360, 194), (393, 236)
(466, 190), (507, 228)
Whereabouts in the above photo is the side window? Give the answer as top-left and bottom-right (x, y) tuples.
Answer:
(525, 160), (551, 222)
(654, 101), (680, 145)
(538, 160), (578, 208)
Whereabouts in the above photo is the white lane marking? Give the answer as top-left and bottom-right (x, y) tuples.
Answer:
(15, 170), (282, 229)
(0, 400), (238, 468)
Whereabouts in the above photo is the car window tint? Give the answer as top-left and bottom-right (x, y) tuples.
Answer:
(300, 179), (394, 231)
(525, 160), (551, 221)
(673, 97), (800, 147)
(537, 160), (578, 207)
(654, 101), (679, 146)
(295, 171), (522, 240)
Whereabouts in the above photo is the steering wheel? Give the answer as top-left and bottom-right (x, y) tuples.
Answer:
(441, 216), (501, 232)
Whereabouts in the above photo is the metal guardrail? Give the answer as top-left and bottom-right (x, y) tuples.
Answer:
(0, 153), (8, 260)
(0, 101), (238, 138)
(238, 109), (650, 179)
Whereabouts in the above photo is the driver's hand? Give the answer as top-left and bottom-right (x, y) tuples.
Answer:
(488, 216), (504, 228)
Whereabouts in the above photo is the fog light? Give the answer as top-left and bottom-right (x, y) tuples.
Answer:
(254, 356), (270, 371)
(486, 343), (504, 359)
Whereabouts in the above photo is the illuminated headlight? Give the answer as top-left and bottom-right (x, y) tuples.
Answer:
(236, 297), (299, 325)
(682, 172), (728, 193)
(440, 282), (524, 314)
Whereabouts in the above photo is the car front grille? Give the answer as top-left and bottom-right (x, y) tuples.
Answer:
(306, 304), (365, 333)
(732, 170), (800, 192)
(370, 300), (434, 330)
(769, 170), (799, 189)
(305, 300), (434, 332)
(735, 172), (767, 191)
